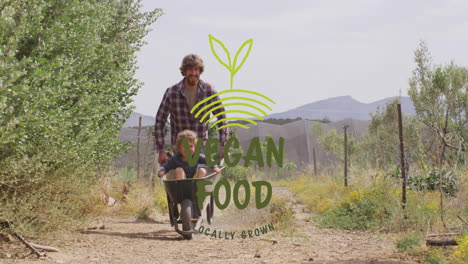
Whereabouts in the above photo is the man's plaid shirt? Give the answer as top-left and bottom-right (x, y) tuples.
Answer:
(154, 79), (228, 152)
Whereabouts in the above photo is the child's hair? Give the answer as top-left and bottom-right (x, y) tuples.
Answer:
(176, 130), (198, 153)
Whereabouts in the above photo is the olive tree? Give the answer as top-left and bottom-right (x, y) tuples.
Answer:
(408, 41), (467, 167)
(0, 0), (161, 233)
(360, 99), (423, 172)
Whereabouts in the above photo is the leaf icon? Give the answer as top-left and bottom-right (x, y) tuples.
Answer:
(208, 34), (254, 89)
(208, 34), (232, 72)
(233, 39), (253, 75)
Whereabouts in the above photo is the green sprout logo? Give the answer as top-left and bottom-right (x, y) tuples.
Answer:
(190, 35), (276, 130)
(209, 34), (252, 90)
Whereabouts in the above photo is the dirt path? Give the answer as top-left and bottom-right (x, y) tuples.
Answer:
(2, 187), (419, 264)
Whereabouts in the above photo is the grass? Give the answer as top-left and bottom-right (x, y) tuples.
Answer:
(267, 194), (295, 230)
(425, 249), (448, 264)
(284, 168), (467, 233)
(286, 173), (398, 231)
(0, 175), (99, 237)
(136, 206), (151, 220)
(395, 234), (422, 252)
(288, 175), (345, 214)
(96, 178), (168, 219)
(280, 167), (467, 263)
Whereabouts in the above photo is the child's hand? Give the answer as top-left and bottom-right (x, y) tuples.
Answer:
(158, 170), (165, 177)
(213, 167), (221, 174)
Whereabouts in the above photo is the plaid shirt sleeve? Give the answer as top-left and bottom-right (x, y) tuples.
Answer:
(208, 88), (229, 147)
(155, 88), (171, 152)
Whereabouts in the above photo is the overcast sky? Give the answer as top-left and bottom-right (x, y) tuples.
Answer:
(132, 0), (468, 117)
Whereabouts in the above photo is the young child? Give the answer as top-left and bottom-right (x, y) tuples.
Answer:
(158, 130), (221, 179)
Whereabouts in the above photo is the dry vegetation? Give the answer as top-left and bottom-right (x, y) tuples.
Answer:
(281, 167), (467, 263)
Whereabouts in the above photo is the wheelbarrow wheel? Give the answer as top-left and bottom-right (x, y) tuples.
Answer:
(210, 193), (214, 220)
(206, 203), (212, 224)
(207, 194), (214, 224)
(181, 199), (193, 240)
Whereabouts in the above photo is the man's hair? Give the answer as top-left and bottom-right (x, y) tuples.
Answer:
(180, 54), (204, 76)
(176, 130), (198, 153)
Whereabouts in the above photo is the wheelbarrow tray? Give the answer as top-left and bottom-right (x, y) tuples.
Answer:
(161, 168), (222, 239)
(162, 170), (221, 204)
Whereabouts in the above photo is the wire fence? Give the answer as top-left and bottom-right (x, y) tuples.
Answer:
(113, 125), (161, 179)
(113, 118), (369, 177)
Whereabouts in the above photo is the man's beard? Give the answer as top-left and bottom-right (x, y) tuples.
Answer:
(186, 75), (199, 86)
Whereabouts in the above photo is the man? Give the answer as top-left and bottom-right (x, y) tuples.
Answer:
(155, 54), (228, 166)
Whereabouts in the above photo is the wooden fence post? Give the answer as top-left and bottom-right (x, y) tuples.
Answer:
(397, 104), (407, 213)
(313, 147), (317, 176)
(143, 127), (151, 179)
(137, 116), (142, 179)
(344, 125), (349, 187)
(304, 119), (311, 165)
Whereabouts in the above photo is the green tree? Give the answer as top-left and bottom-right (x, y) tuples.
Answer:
(312, 122), (360, 167)
(0, 0), (161, 233)
(360, 99), (423, 171)
(408, 41), (467, 167)
(408, 41), (467, 229)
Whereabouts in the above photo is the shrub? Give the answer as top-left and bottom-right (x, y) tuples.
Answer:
(0, 176), (98, 235)
(136, 206), (151, 220)
(287, 170), (465, 232)
(222, 165), (251, 181)
(288, 176), (345, 214)
(425, 249), (448, 264)
(451, 235), (468, 264)
(100, 179), (167, 219)
(403, 190), (439, 231)
(395, 234), (421, 252)
(317, 189), (385, 230)
(152, 185), (168, 214)
(0, 0), (161, 235)
(268, 195), (295, 225)
(288, 174), (401, 231)
(408, 169), (459, 196)
(261, 194), (295, 233)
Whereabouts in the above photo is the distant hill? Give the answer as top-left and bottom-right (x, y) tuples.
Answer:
(123, 112), (155, 128)
(123, 96), (416, 127)
(266, 96), (415, 121)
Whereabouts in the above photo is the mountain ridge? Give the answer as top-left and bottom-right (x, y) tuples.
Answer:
(267, 95), (415, 121)
(124, 95), (416, 127)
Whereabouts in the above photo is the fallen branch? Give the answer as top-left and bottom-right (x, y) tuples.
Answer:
(87, 225), (105, 230)
(1, 220), (59, 256)
(426, 239), (458, 246)
(427, 233), (462, 237)
(14, 233), (46, 257)
(29, 242), (60, 252)
(457, 215), (467, 225)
